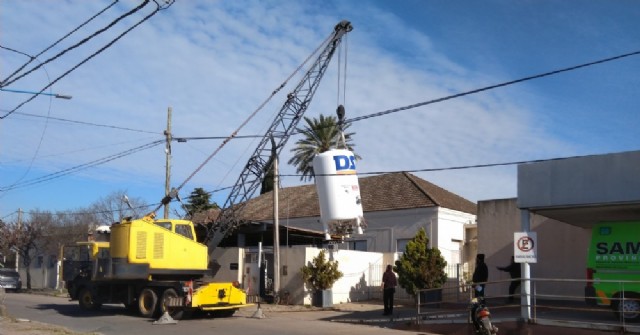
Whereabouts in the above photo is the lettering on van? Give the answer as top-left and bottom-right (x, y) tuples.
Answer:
(595, 242), (640, 263)
(333, 155), (356, 175)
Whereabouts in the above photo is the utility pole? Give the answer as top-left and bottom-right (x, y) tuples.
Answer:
(16, 208), (22, 270)
(271, 137), (280, 299)
(164, 107), (172, 219)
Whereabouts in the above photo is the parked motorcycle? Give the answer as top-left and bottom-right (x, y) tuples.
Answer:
(470, 297), (498, 335)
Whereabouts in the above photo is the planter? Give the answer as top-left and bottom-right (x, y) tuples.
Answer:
(312, 289), (333, 308)
(419, 288), (442, 308)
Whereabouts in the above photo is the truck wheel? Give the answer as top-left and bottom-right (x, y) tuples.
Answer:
(159, 288), (184, 320)
(78, 288), (101, 311)
(138, 288), (158, 318)
(617, 293), (640, 322)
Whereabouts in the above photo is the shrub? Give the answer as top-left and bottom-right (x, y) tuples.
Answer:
(300, 250), (343, 291)
(395, 228), (447, 296)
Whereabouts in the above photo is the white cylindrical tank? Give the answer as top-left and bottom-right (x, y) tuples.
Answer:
(313, 149), (364, 239)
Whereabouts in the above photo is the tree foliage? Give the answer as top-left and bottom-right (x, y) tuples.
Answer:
(184, 187), (218, 217)
(0, 211), (52, 289)
(300, 250), (343, 291)
(288, 114), (360, 181)
(0, 190), (146, 288)
(89, 190), (146, 225)
(395, 228), (448, 296)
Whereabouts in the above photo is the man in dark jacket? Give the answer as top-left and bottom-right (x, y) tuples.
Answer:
(497, 256), (521, 303)
(472, 254), (488, 298)
(381, 264), (398, 315)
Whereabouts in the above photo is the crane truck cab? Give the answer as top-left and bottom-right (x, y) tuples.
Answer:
(62, 214), (248, 319)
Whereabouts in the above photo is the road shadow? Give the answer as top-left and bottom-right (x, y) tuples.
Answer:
(32, 303), (133, 317)
(396, 321), (623, 335)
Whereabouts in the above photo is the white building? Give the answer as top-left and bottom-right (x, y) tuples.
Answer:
(211, 172), (478, 304)
(238, 172), (477, 266)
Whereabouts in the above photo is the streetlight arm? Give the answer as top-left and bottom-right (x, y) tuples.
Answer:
(0, 88), (72, 99)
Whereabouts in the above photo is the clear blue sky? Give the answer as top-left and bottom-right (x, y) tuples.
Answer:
(1, 1), (639, 221)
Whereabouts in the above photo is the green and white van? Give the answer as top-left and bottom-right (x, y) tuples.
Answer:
(585, 221), (640, 321)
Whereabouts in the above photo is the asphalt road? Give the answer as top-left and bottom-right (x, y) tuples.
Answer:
(3, 291), (639, 335)
(1, 292), (416, 335)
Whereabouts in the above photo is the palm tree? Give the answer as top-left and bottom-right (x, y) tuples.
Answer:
(288, 114), (360, 181)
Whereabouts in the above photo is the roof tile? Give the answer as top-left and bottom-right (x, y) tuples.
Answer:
(237, 172), (476, 221)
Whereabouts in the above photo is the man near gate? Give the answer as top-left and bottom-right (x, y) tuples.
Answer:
(381, 264), (398, 315)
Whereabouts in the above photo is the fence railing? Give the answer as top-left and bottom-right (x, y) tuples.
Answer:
(413, 277), (640, 333)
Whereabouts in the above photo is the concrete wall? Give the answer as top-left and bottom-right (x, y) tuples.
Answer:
(518, 150), (640, 208)
(477, 198), (590, 299)
(213, 246), (387, 305)
(17, 256), (59, 290)
(437, 208), (473, 265)
(301, 247), (386, 305)
(209, 247), (244, 283)
(270, 206), (475, 268)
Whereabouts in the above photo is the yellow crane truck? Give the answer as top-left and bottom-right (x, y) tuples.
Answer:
(62, 214), (247, 319)
(61, 19), (353, 320)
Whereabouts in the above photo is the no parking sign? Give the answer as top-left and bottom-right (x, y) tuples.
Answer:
(514, 232), (537, 263)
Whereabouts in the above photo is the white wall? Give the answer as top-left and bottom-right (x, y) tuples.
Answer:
(301, 247), (387, 305)
(436, 208), (474, 266)
(272, 206), (475, 260)
(213, 246), (388, 305)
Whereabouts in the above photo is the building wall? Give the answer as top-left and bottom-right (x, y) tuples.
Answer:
(213, 246), (388, 305)
(477, 198), (590, 299)
(437, 208), (475, 265)
(301, 247), (386, 305)
(209, 247), (243, 283)
(518, 150), (640, 208)
(270, 206), (476, 268)
(16, 255), (59, 290)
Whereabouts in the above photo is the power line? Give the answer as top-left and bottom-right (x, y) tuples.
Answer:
(2, 136), (161, 164)
(346, 50), (640, 123)
(10, 111), (162, 134)
(0, 185), (233, 219)
(1, 1), (174, 119)
(0, 0), (119, 86)
(0, 48), (58, 196)
(1, 0), (145, 88)
(174, 134), (270, 142)
(5, 150), (634, 219)
(171, 50), (640, 143)
(0, 140), (164, 192)
(281, 152), (623, 177)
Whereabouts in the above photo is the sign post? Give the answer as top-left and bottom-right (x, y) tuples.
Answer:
(514, 232), (537, 263)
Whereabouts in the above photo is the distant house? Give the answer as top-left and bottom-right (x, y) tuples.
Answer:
(234, 172), (478, 267)
(205, 172), (478, 304)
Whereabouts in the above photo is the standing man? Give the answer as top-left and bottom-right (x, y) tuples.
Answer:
(472, 254), (488, 298)
(497, 256), (521, 303)
(381, 264), (398, 315)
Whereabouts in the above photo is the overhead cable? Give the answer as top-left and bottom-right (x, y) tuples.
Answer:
(0, 0), (119, 86)
(12, 111), (161, 134)
(346, 50), (640, 123)
(0, 140), (164, 192)
(1, 0), (174, 119)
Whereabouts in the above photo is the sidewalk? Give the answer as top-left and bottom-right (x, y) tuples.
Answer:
(244, 299), (634, 335)
(3, 289), (631, 335)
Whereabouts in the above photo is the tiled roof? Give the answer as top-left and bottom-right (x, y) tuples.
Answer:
(237, 172), (476, 221)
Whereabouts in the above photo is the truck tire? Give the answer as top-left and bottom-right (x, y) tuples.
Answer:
(616, 292), (640, 322)
(158, 288), (184, 320)
(138, 288), (158, 318)
(78, 287), (101, 311)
